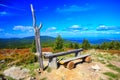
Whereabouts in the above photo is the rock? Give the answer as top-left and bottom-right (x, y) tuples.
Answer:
(91, 64), (101, 71)
(0, 60), (5, 63)
(3, 66), (30, 80)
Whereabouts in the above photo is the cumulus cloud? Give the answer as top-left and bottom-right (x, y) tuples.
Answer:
(46, 27), (57, 31)
(56, 5), (93, 13)
(70, 25), (80, 29)
(68, 25), (88, 31)
(96, 25), (120, 31)
(13, 26), (33, 32)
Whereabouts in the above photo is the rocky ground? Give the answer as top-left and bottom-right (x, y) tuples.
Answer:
(36, 49), (120, 80)
(1, 49), (120, 80)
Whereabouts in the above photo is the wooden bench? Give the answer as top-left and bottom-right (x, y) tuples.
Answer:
(44, 48), (91, 69)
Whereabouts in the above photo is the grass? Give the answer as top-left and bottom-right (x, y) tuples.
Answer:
(0, 74), (15, 80)
(103, 72), (120, 80)
(5, 76), (15, 80)
(103, 72), (117, 78)
(58, 53), (75, 60)
(46, 67), (52, 73)
(104, 63), (120, 80)
(23, 62), (39, 77)
(107, 63), (120, 73)
(40, 77), (47, 80)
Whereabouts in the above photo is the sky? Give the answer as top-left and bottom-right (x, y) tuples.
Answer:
(0, 0), (120, 39)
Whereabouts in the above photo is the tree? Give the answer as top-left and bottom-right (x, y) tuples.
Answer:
(101, 42), (109, 50)
(114, 41), (120, 50)
(82, 39), (90, 49)
(31, 39), (36, 53)
(30, 4), (44, 71)
(73, 43), (79, 49)
(53, 35), (64, 52)
(68, 42), (74, 48)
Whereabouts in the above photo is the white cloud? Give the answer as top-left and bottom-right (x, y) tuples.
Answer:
(46, 27), (57, 31)
(96, 25), (108, 30)
(13, 25), (33, 32)
(96, 25), (120, 31)
(70, 25), (80, 29)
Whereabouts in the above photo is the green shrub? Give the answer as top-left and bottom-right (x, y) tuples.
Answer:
(15, 53), (37, 66)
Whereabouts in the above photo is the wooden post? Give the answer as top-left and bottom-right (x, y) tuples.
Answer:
(75, 52), (81, 57)
(30, 4), (44, 70)
(49, 57), (57, 69)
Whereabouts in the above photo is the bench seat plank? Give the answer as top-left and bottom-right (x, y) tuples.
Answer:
(59, 54), (91, 64)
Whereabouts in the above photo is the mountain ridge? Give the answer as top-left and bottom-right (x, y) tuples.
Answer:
(0, 36), (56, 49)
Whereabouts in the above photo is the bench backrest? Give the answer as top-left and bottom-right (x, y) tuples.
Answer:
(44, 48), (83, 58)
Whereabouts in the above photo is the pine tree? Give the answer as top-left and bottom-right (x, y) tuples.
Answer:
(53, 35), (64, 52)
(68, 42), (74, 48)
(31, 39), (36, 53)
(73, 43), (79, 49)
(101, 42), (108, 50)
(82, 39), (90, 49)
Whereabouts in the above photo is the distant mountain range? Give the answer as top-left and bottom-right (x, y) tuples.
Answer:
(0, 36), (119, 49)
(66, 38), (120, 44)
(0, 36), (56, 49)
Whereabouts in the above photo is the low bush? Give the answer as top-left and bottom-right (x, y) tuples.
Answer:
(15, 53), (38, 66)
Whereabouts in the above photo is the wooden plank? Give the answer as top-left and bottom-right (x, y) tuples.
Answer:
(44, 48), (83, 58)
(59, 54), (91, 64)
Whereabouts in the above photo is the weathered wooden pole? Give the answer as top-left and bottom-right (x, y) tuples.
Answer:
(30, 4), (44, 71)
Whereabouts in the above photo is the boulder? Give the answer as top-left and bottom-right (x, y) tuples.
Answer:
(3, 66), (30, 80)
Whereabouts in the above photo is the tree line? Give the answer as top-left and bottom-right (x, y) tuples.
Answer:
(47, 35), (120, 52)
(31, 35), (120, 52)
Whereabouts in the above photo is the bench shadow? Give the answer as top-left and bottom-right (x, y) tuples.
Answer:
(57, 63), (61, 69)
(74, 60), (85, 68)
(43, 64), (49, 71)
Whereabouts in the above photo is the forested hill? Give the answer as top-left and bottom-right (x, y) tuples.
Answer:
(0, 36), (56, 49)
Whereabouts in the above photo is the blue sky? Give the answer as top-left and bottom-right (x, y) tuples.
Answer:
(0, 0), (120, 39)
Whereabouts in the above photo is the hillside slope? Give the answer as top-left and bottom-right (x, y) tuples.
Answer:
(0, 36), (55, 49)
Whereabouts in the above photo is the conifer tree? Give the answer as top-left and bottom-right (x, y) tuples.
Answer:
(82, 39), (90, 49)
(53, 35), (64, 52)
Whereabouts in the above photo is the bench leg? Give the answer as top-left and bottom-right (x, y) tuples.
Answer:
(75, 52), (81, 57)
(49, 57), (58, 69)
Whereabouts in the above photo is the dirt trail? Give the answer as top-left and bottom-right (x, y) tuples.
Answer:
(35, 60), (113, 80)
